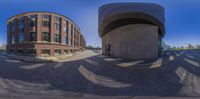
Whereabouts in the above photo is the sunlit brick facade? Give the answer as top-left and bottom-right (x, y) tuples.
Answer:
(7, 12), (86, 56)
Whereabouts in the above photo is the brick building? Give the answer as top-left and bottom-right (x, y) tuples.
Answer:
(7, 11), (86, 56)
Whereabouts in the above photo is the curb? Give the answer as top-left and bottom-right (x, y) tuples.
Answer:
(5, 55), (53, 63)
(4, 54), (75, 63)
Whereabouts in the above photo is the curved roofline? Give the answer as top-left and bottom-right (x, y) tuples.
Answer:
(99, 2), (164, 12)
(98, 2), (165, 38)
(99, 12), (165, 37)
(7, 11), (80, 30)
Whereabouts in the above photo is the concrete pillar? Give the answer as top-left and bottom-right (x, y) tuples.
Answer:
(36, 48), (41, 56)
(36, 14), (42, 42)
(50, 15), (55, 43)
(71, 24), (74, 46)
(61, 48), (64, 55)
(68, 23), (72, 46)
(50, 49), (54, 56)
(61, 17), (66, 44)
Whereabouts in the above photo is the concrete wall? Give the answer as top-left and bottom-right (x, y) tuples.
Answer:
(102, 24), (159, 60)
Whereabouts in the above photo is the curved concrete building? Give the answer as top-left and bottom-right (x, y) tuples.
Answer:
(99, 3), (165, 60)
(7, 12), (86, 56)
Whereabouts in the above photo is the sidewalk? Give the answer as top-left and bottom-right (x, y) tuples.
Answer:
(4, 53), (74, 63)
(102, 52), (176, 69)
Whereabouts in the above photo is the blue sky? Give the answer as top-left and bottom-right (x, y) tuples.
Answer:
(0, 0), (200, 47)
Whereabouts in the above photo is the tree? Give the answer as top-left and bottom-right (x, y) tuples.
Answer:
(0, 44), (6, 50)
(181, 46), (185, 50)
(171, 47), (177, 51)
(196, 45), (200, 49)
(187, 44), (195, 49)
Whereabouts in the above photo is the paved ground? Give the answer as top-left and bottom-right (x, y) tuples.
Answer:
(0, 50), (200, 99)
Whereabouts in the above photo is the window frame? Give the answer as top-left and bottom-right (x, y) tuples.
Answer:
(29, 32), (36, 42)
(41, 32), (50, 42)
(42, 21), (50, 27)
(18, 32), (24, 43)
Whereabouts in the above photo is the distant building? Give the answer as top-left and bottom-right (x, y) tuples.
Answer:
(7, 12), (86, 56)
(0, 44), (6, 50)
(161, 40), (171, 51)
(99, 3), (165, 60)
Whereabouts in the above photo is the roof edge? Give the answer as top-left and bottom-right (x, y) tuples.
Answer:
(7, 11), (80, 30)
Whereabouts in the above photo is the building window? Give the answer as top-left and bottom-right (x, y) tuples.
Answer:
(71, 38), (73, 46)
(54, 49), (61, 55)
(63, 27), (67, 32)
(64, 49), (68, 54)
(11, 27), (15, 33)
(55, 23), (60, 30)
(29, 20), (36, 27)
(19, 16), (24, 21)
(55, 16), (60, 22)
(19, 28), (24, 33)
(19, 17), (24, 29)
(42, 21), (50, 27)
(41, 49), (50, 55)
(54, 34), (61, 43)
(28, 49), (36, 56)
(29, 32), (36, 41)
(18, 32), (24, 43)
(63, 20), (67, 25)
(11, 35), (15, 44)
(19, 22), (24, 29)
(42, 14), (50, 19)
(41, 32), (50, 42)
(28, 15), (36, 19)
(11, 20), (15, 33)
(64, 37), (68, 44)
(68, 38), (71, 46)
(17, 49), (24, 54)
(71, 26), (73, 36)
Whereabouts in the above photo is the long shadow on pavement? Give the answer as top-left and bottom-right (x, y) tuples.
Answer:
(0, 51), (199, 97)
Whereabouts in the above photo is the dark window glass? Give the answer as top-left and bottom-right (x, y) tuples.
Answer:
(55, 23), (60, 30)
(11, 35), (15, 44)
(54, 34), (61, 43)
(11, 20), (15, 33)
(18, 32), (24, 43)
(64, 37), (68, 44)
(63, 20), (67, 25)
(19, 16), (24, 21)
(54, 49), (61, 55)
(41, 32), (50, 42)
(42, 21), (50, 27)
(64, 50), (68, 54)
(19, 28), (24, 33)
(55, 16), (60, 22)
(28, 15), (36, 19)
(41, 49), (50, 55)
(11, 27), (15, 33)
(28, 49), (36, 56)
(19, 17), (24, 29)
(19, 22), (24, 29)
(42, 14), (50, 19)
(29, 20), (36, 27)
(29, 32), (36, 41)
(63, 27), (67, 32)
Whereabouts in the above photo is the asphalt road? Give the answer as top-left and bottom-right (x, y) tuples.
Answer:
(0, 50), (200, 99)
